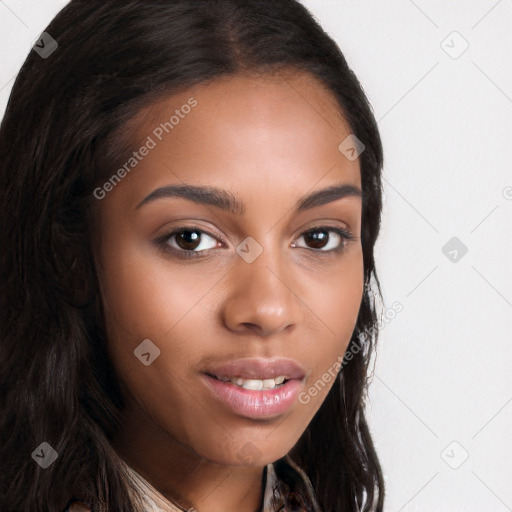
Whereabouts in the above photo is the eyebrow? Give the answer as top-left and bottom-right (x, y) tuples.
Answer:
(136, 183), (362, 214)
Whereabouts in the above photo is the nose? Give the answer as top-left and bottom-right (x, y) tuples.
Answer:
(220, 242), (304, 337)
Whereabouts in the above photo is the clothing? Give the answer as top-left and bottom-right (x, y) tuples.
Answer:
(63, 454), (322, 512)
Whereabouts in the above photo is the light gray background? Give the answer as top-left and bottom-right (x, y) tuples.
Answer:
(1, 1), (511, 511)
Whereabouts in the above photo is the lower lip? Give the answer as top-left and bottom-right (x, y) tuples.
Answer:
(201, 374), (303, 419)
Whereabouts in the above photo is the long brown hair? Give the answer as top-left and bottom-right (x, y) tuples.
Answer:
(0, 1), (385, 510)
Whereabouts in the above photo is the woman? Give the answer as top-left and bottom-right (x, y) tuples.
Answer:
(0, 1), (385, 511)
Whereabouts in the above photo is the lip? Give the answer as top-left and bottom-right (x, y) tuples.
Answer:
(201, 373), (304, 419)
(203, 357), (306, 380)
(201, 357), (306, 419)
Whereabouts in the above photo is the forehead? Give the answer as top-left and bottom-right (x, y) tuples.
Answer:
(128, 68), (352, 153)
(98, 69), (361, 215)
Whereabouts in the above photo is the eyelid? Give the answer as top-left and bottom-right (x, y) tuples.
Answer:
(154, 222), (226, 244)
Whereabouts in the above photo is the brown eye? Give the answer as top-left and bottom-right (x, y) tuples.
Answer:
(293, 226), (354, 254)
(156, 227), (220, 256)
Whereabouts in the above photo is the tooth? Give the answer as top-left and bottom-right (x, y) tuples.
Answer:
(225, 375), (289, 389)
(242, 379), (263, 390)
(262, 379), (276, 389)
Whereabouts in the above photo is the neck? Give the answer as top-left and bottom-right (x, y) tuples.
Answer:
(112, 401), (266, 512)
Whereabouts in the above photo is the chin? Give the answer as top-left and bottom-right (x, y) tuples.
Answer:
(188, 432), (293, 468)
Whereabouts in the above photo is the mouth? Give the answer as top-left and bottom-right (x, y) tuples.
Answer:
(200, 357), (306, 419)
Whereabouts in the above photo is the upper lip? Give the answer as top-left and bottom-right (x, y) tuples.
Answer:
(204, 357), (306, 381)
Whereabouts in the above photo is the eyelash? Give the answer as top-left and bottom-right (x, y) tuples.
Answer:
(154, 225), (355, 260)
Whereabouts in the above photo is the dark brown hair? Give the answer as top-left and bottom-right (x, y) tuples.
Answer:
(0, 1), (385, 510)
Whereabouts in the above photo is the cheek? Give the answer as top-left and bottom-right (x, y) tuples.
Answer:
(97, 245), (216, 435)
(308, 246), (364, 335)
(299, 250), (364, 404)
(98, 238), (212, 345)
(96, 235), (228, 409)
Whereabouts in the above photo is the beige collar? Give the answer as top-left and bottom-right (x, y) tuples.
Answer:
(120, 458), (280, 512)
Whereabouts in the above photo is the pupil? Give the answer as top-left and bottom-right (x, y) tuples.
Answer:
(305, 229), (328, 249)
(177, 230), (200, 250)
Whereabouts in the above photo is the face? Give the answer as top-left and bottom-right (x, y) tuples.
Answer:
(92, 69), (364, 468)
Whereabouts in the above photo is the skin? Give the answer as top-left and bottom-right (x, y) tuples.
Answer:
(91, 69), (364, 512)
